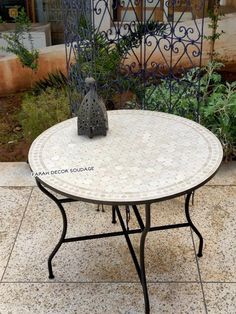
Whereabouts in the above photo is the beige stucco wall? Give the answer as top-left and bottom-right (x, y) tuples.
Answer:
(224, 0), (236, 7)
(0, 45), (67, 96)
(0, 13), (235, 96)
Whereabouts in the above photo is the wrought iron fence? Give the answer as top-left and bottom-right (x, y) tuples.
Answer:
(62, 0), (206, 121)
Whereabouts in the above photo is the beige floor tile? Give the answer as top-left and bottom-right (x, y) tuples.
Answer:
(0, 282), (205, 314)
(189, 186), (236, 282)
(206, 161), (236, 186)
(140, 227), (199, 282)
(132, 199), (199, 282)
(3, 188), (199, 283)
(0, 187), (32, 279)
(2, 188), (129, 282)
(136, 197), (187, 227)
(204, 283), (236, 314)
(0, 162), (36, 187)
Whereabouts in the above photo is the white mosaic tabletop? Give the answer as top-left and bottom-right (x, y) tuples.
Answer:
(29, 110), (223, 204)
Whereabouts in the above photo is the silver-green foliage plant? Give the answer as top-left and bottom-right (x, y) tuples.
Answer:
(19, 88), (70, 142)
(144, 68), (200, 120)
(144, 62), (236, 160)
(202, 81), (236, 160)
(1, 8), (39, 71)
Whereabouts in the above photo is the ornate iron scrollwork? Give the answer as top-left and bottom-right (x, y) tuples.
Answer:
(62, 0), (206, 122)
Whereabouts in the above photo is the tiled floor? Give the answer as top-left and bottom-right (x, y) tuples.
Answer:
(0, 162), (235, 313)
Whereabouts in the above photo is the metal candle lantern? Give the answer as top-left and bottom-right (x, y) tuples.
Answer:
(77, 77), (108, 138)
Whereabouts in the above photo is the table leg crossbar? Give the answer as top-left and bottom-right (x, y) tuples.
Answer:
(36, 179), (203, 314)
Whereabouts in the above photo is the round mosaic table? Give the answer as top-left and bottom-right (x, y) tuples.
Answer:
(29, 110), (223, 204)
(28, 110), (223, 314)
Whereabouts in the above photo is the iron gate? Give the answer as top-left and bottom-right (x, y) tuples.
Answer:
(62, 0), (207, 121)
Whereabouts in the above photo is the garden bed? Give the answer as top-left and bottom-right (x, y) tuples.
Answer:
(0, 87), (70, 162)
(1, 76), (235, 163)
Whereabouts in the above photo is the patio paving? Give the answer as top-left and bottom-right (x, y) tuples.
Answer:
(0, 162), (235, 313)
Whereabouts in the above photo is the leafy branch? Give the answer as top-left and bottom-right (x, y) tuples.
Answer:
(1, 8), (39, 71)
(74, 20), (167, 108)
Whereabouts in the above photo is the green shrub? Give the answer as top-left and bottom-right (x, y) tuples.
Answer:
(144, 69), (200, 120)
(19, 88), (70, 142)
(201, 81), (236, 160)
(142, 62), (236, 160)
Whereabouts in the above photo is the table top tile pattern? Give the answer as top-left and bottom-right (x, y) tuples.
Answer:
(28, 110), (223, 204)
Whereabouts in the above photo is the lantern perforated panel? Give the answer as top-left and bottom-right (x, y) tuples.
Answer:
(77, 77), (108, 138)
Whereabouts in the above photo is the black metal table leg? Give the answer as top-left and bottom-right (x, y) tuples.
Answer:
(36, 179), (68, 279)
(140, 203), (151, 314)
(35, 179), (204, 313)
(112, 205), (117, 224)
(185, 192), (203, 257)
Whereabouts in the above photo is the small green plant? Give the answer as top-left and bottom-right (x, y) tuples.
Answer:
(19, 88), (70, 142)
(205, 1), (224, 61)
(199, 61), (223, 104)
(1, 8), (39, 71)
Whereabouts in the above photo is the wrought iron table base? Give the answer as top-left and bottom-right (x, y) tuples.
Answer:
(36, 179), (203, 314)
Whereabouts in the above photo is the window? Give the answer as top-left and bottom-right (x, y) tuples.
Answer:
(113, 0), (205, 23)
(113, 0), (164, 22)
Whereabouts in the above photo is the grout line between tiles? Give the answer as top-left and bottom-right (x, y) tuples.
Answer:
(190, 228), (208, 314)
(1, 280), (236, 284)
(0, 186), (36, 188)
(0, 188), (34, 282)
(202, 281), (236, 284)
(0, 281), (203, 284)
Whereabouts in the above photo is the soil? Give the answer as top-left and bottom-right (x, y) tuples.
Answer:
(220, 71), (236, 83)
(0, 93), (30, 162)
